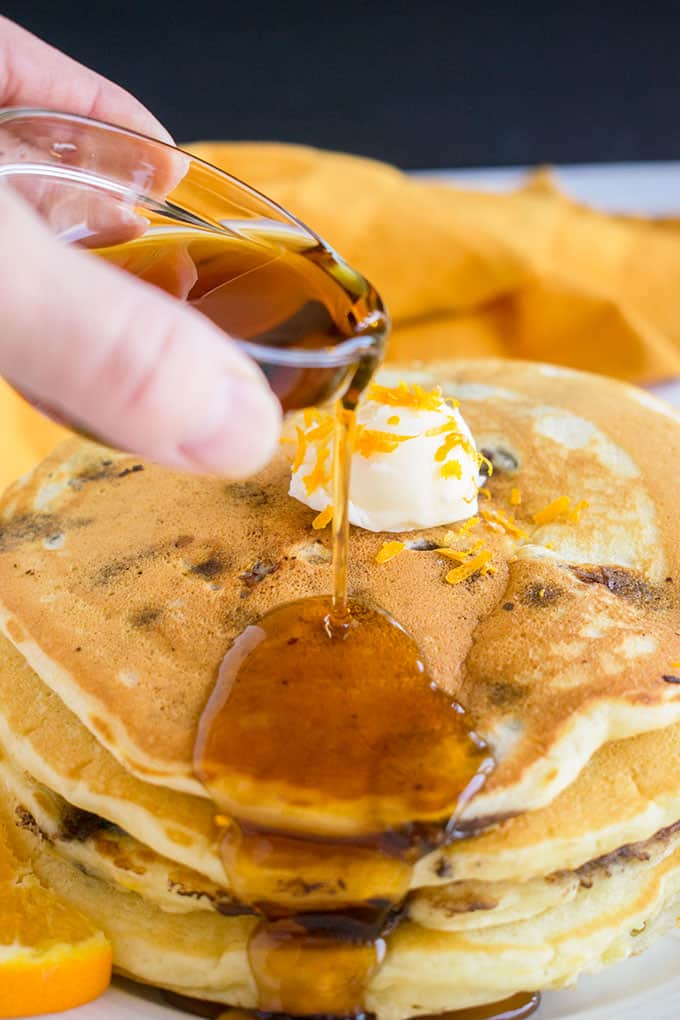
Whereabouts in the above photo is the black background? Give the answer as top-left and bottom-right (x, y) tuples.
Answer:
(6, 2), (680, 169)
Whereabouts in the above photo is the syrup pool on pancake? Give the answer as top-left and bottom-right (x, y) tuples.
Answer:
(194, 381), (496, 1017)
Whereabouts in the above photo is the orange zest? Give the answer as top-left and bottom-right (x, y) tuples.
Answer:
(367, 380), (448, 411)
(532, 495), (590, 526)
(375, 541), (407, 564)
(457, 516), (480, 535)
(480, 507), (528, 541)
(291, 426), (308, 474)
(444, 549), (495, 586)
(435, 547), (475, 564)
(303, 448), (332, 495)
(425, 419), (489, 480)
(434, 538), (494, 586)
(568, 499), (590, 523)
(434, 429), (467, 462)
(289, 409), (335, 496)
(440, 460), (463, 480)
(353, 426), (415, 458)
(312, 505), (334, 530)
(303, 407), (325, 428)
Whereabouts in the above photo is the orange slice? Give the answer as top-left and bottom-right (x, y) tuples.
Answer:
(0, 820), (111, 1018)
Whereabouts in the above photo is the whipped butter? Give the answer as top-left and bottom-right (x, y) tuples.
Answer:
(288, 382), (485, 532)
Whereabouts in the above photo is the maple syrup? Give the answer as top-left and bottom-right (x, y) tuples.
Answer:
(92, 223), (387, 412)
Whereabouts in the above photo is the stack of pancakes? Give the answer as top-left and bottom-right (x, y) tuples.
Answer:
(1, 359), (680, 1017)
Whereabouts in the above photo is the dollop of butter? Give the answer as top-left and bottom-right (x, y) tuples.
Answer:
(288, 382), (484, 532)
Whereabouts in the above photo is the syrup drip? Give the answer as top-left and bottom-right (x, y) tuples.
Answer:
(248, 913), (386, 1016)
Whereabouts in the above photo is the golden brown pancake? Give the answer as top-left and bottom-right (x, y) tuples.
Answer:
(4, 623), (680, 908)
(6, 733), (678, 935)
(0, 752), (227, 915)
(0, 361), (679, 827)
(2, 359), (680, 1017)
(0, 633), (222, 884)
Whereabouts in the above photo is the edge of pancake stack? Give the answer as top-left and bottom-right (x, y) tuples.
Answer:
(1, 358), (680, 1018)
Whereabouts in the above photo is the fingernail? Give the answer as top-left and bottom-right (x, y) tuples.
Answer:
(179, 375), (282, 477)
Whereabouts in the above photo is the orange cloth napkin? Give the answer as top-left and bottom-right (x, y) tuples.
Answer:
(0, 388), (68, 490)
(188, 143), (680, 384)
(3, 143), (679, 490)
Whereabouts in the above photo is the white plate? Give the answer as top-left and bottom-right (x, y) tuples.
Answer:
(48, 162), (680, 1019)
(423, 159), (680, 216)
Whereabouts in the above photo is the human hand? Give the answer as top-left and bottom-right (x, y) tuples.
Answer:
(0, 17), (281, 477)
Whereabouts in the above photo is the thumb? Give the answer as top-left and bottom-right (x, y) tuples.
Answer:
(0, 188), (282, 478)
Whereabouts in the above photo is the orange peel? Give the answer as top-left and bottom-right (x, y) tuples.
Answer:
(0, 820), (111, 1018)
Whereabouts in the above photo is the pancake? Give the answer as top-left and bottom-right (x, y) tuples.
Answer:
(7, 709), (680, 934)
(7, 786), (680, 1020)
(4, 358), (680, 1016)
(0, 361), (679, 830)
(409, 819), (680, 931)
(5, 619), (680, 901)
(422, 722), (680, 885)
(10, 739), (678, 937)
(4, 524), (680, 919)
(373, 837), (680, 1020)
(0, 632), (224, 886)
(0, 752), (227, 915)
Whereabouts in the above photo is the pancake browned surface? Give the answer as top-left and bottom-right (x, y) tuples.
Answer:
(0, 751), (229, 916)
(0, 361), (679, 826)
(0, 632), (223, 883)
